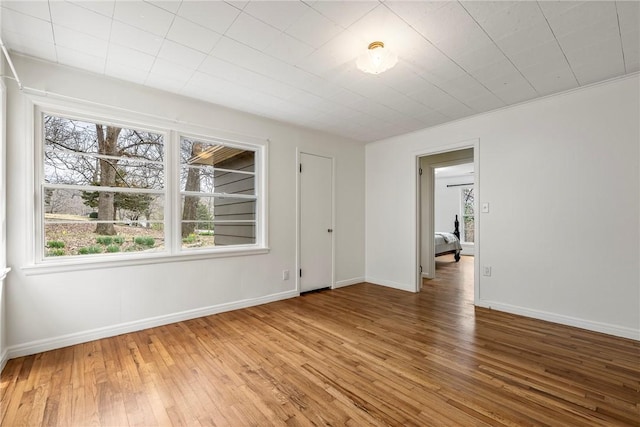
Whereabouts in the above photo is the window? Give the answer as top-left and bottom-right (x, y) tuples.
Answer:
(34, 104), (266, 266)
(461, 187), (474, 243)
(42, 114), (166, 257)
(179, 137), (257, 249)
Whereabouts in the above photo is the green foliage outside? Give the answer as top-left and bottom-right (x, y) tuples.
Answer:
(47, 240), (65, 249)
(134, 236), (155, 247)
(96, 236), (113, 245)
(48, 249), (66, 256)
(106, 245), (120, 253)
(196, 202), (214, 231)
(182, 233), (197, 244)
(78, 245), (103, 255)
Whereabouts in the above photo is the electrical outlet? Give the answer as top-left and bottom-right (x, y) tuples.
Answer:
(282, 270), (290, 280)
(483, 266), (492, 277)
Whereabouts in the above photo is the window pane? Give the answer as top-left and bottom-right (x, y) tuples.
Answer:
(45, 157), (164, 189)
(181, 138), (255, 171)
(180, 139), (255, 193)
(44, 115), (164, 188)
(180, 167), (254, 195)
(44, 188), (164, 220)
(43, 188), (165, 256)
(42, 115), (166, 259)
(461, 187), (474, 243)
(181, 195), (256, 249)
(463, 216), (474, 243)
(44, 222), (164, 257)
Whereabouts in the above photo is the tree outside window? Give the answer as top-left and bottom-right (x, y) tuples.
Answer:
(461, 187), (474, 243)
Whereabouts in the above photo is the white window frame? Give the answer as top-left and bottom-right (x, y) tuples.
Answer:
(24, 96), (268, 275)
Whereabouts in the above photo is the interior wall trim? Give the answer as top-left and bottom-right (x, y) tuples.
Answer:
(5, 289), (299, 361)
(476, 299), (640, 341)
(334, 277), (365, 289)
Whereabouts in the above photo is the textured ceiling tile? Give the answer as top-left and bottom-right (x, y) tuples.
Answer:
(106, 43), (156, 71)
(69, 0), (115, 18)
(148, 57), (193, 83)
(157, 39), (206, 69)
(453, 44), (507, 73)
(165, 16), (222, 54)
(491, 79), (538, 104)
(225, 12), (281, 51)
(56, 46), (106, 74)
(542, 2), (617, 38)
(265, 32), (314, 65)
(464, 1), (546, 41)
(50, 1), (112, 40)
(505, 40), (568, 71)
(109, 21), (164, 56)
(621, 29), (639, 72)
(495, 23), (556, 55)
(113, 0), (175, 36)
(555, 17), (620, 54)
(242, 0), (309, 32)
(285, 7), (342, 48)
(105, 61), (149, 84)
(145, 72), (188, 92)
(1, 0), (637, 142)
(524, 69), (578, 96)
(1, 1), (50, 21)
(310, 0), (377, 28)
(2, 8), (53, 43)
(54, 25), (109, 58)
(437, 74), (493, 102)
(146, 0), (182, 14)
(177, 1), (240, 34)
(2, 29), (57, 61)
(463, 92), (506, 113)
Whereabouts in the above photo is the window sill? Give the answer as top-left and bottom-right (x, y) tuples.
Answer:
(21, 247), (270, 276)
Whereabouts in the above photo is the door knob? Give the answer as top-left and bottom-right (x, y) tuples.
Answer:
(327, 229), (333, 233)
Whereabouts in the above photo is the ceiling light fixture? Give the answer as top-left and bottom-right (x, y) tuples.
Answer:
(356, 41), (398, 75)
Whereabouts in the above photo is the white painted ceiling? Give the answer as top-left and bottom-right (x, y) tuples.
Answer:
(435, 162), (474, 179)
(1, 1), (638, 142)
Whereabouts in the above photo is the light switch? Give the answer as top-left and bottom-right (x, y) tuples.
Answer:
(482, 202), (489, 213)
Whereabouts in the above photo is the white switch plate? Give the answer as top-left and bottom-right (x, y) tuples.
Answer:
(282, 270), (290, 280)
(483, 266), (492, 277)
(481, 202), (490, 213)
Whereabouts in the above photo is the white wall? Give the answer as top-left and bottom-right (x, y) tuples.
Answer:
(0, 55), (8, 370)
(4, 56), (365, 358)
(435, 174), (475, 255)
(366, 75), (640, 339)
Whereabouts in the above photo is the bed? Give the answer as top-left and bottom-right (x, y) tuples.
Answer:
(435, 215), (462, 262)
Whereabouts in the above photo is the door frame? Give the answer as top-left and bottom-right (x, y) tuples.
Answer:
(296, 150), (336, 293)
(414, 138), (480, 305)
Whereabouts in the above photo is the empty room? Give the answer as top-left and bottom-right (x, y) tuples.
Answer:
(1, 1), (638, 425)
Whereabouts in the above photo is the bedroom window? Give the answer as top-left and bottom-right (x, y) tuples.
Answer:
(41, 113), (166, 258)
(461, 187), (474, 243)
(179, 137), (257, 250)
(34, 104), (267, 267)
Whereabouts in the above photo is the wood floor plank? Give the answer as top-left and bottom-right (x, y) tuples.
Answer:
(2, 256), (639, 426)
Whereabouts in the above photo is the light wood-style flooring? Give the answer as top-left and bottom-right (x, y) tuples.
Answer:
(2, 255), (639, 426)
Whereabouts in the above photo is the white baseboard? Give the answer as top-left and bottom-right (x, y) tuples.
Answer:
(365, 276), (415, 293)
(333, 277), (364, 289)
(6, 289), (299, 360)
(476, 299), (640, 341)
(0, 347), (8, 374)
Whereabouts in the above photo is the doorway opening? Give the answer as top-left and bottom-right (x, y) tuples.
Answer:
(416, 143), (479, 303)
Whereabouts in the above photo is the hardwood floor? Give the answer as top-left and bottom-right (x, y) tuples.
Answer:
(2, 256), (639, 426)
